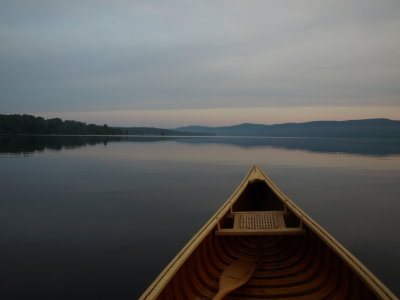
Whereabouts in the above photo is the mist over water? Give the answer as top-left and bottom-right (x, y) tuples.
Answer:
(1, 136), (399, 299)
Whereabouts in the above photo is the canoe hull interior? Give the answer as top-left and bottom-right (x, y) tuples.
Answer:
(156, 232), (377, 299)
(140, 167), (397, 300)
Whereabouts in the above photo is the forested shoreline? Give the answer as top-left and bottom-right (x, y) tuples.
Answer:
(0, 114), (121, 135)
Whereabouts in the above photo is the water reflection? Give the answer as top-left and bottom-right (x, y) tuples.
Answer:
(1, 135), (399, 299)
(0, 135), (117, 154)
(1, 135), (400, 156)
(179, 136), (400, 156)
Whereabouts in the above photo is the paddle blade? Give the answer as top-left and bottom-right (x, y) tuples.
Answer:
(213, 259), (256, 300)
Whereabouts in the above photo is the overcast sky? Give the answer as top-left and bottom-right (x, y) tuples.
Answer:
(1, 0), (399, 127)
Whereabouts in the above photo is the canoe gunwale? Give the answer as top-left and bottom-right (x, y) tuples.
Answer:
(139, 167), (253, 299)
(139, 166), (397, 300)
(257, 167), (397, 300)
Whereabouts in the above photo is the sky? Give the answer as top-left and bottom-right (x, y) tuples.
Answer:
(1, 0), (400, 128)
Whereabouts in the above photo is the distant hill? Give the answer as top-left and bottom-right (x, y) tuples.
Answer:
(177, 119), (400, 138)
(118, 126), (212, 136)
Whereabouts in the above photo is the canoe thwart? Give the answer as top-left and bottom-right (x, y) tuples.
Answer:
(216, 211), (305, 235)
(213, 259), (256, 300)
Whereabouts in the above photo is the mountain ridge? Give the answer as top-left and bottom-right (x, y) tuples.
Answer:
(176, 118), (400, 138)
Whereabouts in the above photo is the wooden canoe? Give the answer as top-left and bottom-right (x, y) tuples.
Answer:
(139, 166), (397, 300)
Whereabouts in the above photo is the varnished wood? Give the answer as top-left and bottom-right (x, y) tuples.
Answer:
(139, 166), (398, 300)
(215, 211), (306, 235)
(213, 259), (256, 300)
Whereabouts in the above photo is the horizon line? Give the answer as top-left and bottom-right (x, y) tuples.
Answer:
(2, 113), (398, 129)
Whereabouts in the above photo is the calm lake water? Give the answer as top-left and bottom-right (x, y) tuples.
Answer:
(1, 135), (400, 299)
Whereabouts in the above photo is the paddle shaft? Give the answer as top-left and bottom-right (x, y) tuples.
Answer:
(213, 290), (229, 300)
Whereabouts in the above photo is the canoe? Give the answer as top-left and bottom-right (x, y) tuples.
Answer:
(139, 166), (397, 300)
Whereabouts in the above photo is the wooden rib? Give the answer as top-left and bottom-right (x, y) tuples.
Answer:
(158, 230), (382, 300)
(160, 229), (377, 300)
(330, 262), (351, 299)
(231, 238), (330, 298)
(149, 166), (395, 300)
(247, 239), (322, 287)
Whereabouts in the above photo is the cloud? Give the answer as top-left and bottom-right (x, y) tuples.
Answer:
(1, 0), (399, 116)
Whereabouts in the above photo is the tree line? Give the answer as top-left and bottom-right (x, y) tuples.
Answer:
(0, 114), (122, 135)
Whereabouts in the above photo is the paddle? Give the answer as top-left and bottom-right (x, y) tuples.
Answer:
(213, 259), (256, 300)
